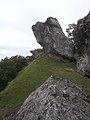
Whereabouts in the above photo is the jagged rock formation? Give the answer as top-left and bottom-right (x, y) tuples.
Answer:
(16, 77), (90, 120)
(30, 49), (44, 59)
(74, 12), (90, 76)
(32, 17), (74, 61)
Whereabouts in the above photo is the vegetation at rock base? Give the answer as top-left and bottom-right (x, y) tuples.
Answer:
(0, 54), (90, 119)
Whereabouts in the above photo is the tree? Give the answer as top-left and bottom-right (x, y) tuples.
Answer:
(0, 58), (17, 91)
(0, 68), (8, 91)
(10, 55), (28, 72)
(0, 55), (28, 92)
(66, 19), (90, 55)
(66, 23), (77, 42)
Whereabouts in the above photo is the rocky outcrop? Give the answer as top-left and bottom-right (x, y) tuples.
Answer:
(76, 54), (90, 76)
(16, 77), (90, 120)
(74, 12), (90, 76)
(30, 49), (44, 59)
(32, 17), (74, 61)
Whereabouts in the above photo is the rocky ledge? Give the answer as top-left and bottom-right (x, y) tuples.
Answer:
(16, 77), (90, 120)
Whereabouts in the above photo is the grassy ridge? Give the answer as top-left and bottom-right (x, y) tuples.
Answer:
(0, 55), (90, 118)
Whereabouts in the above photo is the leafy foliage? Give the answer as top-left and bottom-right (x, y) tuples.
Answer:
(0, 58), (17, 91)
(10, 55), (28, 72)
(0, 55), (29, 92)
(66, 23), (77, 41)
(66, 20), (90, 55)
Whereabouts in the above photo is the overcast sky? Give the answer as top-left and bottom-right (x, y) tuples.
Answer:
(0, 0), (90, 60)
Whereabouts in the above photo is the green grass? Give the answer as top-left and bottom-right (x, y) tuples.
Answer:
(0, 54), (90, 118)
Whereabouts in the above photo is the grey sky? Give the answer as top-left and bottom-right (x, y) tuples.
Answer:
(0, 0), (90, 60)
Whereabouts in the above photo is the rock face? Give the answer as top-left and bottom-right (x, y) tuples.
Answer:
(77, 54), (90, 76)
(16, 77), (90, 120)
(32, 17), (73, 61)
(74, 12), (90, 76)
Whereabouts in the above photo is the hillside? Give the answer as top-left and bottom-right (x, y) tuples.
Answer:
(0, 54), (90, 119)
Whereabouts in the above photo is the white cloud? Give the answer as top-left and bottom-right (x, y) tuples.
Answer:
(0, 28), (41, 59)
(0, 28), (37, 48)
(0, 0), (90, 60)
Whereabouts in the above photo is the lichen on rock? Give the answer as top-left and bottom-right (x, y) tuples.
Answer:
(16, 77), (90, 120)
(76, 54), (90, 76)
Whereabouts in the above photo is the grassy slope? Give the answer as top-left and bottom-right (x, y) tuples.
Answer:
(0, 55), (90, 118)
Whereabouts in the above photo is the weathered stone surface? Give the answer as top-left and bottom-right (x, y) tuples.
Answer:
(74, 12), (90, 76)
(1, 113), (17, 120)
(76, 54), (90, 76)
(16, 77), (90, 120)
(32, 17), (74, 61)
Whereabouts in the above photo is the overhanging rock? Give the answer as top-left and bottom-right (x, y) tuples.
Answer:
(32, 17), (74, 61)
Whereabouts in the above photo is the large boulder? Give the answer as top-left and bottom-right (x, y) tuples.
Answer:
(16, 77), (90, 120)
(32, 17), (74, 61)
